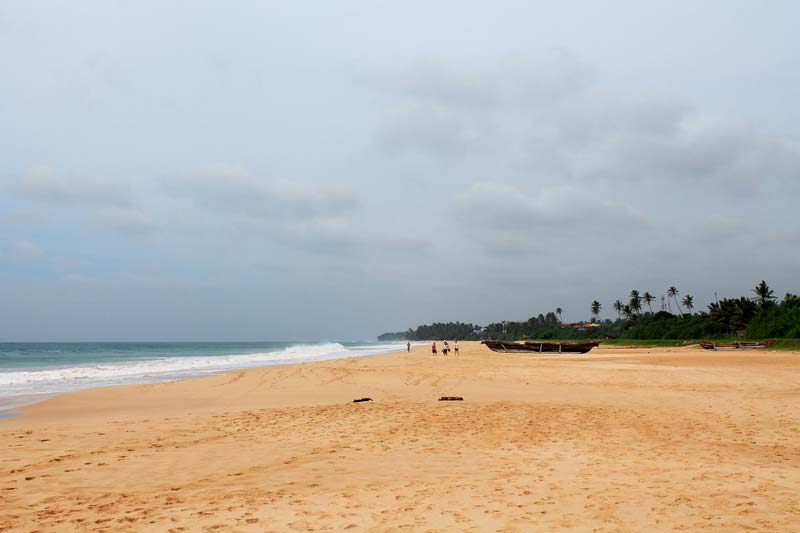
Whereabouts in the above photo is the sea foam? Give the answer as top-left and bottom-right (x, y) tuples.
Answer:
(0, 342), (402, 408)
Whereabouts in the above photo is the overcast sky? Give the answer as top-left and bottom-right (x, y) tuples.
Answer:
(2, 1), (799, 341)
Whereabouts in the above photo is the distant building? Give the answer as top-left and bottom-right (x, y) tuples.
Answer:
(562, 322), (600, 331)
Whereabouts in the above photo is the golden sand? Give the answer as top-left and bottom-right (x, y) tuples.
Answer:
(1, 342), (799, 531)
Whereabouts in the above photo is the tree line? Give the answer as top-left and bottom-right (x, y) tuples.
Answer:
(378, 280), (799, 341)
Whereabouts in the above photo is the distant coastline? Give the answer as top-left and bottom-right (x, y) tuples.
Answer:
(380, 280), (799, 342)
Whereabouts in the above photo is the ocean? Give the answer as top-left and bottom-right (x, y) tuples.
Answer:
(0, 341), (407, 414)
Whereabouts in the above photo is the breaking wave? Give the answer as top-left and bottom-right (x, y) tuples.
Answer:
(0, 342), (402, 405)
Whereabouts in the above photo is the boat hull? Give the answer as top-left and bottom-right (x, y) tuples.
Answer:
(698, 340), (774, 350)
(481, 340), (600, 354)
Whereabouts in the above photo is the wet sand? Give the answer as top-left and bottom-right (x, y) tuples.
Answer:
(1, 342), (799, 531)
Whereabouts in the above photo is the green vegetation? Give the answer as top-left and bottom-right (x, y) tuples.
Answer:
(746, 293), (800, 338)
(600, 339), (689, 347)
(378, 322), (479, 342)
(378, 280), (799, 344)
(767, 339), (800, 351)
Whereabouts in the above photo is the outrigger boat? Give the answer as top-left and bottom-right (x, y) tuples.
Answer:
(698, 340), (774, 351)
(481, 340), (600, 354)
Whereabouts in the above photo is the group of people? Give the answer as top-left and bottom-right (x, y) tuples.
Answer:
(430, 340), (459, 356)
(404, 340), (460, 355)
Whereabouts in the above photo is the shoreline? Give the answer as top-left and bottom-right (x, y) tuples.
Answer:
(2, 342), (799, 530)
(0, 341), (411, 418)
(0, 392), (54, 419)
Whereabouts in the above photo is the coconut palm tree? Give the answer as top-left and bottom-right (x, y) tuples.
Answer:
(682, 294), (694, 314)
(667, 286), (683, 315)
(629, 290), (642, 315)
(613, 300), (623, 320)
(555, 307), (562, 323)
(622, 304), (633, 320)
(642, 291), (655, 313)
(591, 300), (602, 323)
(752, 280), (776, 307)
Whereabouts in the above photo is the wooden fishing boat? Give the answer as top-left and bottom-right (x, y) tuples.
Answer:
(698, 340), (775, 351)
(481, 340), (600, 354)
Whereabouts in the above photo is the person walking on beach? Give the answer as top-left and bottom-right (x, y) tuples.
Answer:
(406, 341), (411, 352)
(431, 341), (437, 355)
(443, 340), (450, 356)
(454, 340), (459, 355)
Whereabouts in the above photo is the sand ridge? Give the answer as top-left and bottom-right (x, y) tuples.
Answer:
(1, 343), (799, 531)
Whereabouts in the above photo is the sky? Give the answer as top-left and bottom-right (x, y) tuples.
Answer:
(1, 1), (799, 341)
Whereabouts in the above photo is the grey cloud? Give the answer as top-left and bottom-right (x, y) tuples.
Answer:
(277, 217), (358, 252)
(14, 166), (132, 207)
(559, 104), (800, 192)
(368, 232), (433, 255)
(453, 182), (647, 259)
(4, 167), (156, 238)
(14, 240), (43, 257)
(330, 230), (437, 271)
(640, 220), (800, 296)
(8, 240), (45, 260)
(3, 0), (799, 339)
(465, 233), (548, 258)
(693, 215), (751, 243)
(62, 273), (106, 285)
(505, 49), (589, 103)
(378, 104), (484, 156)
(161, 199), (362, 257)
(373, 52), (800, 193)
(556, 97), (689, 147)
(62, 272), (230, 289)
(372, 50), (589, 157)
(93, 207), (157, 237)
(456, 182), (645, 229)
(162, 167), (359, 218)
(393, 58), (496, 107)
(54, 256), (95, 270)
(370, 49), (588, 108)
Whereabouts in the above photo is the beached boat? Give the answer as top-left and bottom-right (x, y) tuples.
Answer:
(481, 340), (600, 354)
(698, 340), (775, 351)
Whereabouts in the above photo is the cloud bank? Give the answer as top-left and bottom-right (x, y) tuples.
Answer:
(1, 2), (798, 340)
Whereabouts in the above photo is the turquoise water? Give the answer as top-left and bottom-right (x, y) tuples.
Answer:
(0, 341), (406, 412)
(0, 341), (346, 369)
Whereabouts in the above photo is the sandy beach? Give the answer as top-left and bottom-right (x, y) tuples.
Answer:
(1, 342), (799, 531)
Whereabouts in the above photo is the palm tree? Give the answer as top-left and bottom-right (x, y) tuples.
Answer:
(629, 290), (642, 315)
(555, 307), (562, 323)
(667, 286), (683, 315)
(622, 304), (633, 320)
(629, 291), (642, 315)
(752, 280), (776, 307)
(591, 300), (602, 323)
(642, 292), (655, 313)
(682, 294), (694, 314)
(613, 300), (623, 320)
